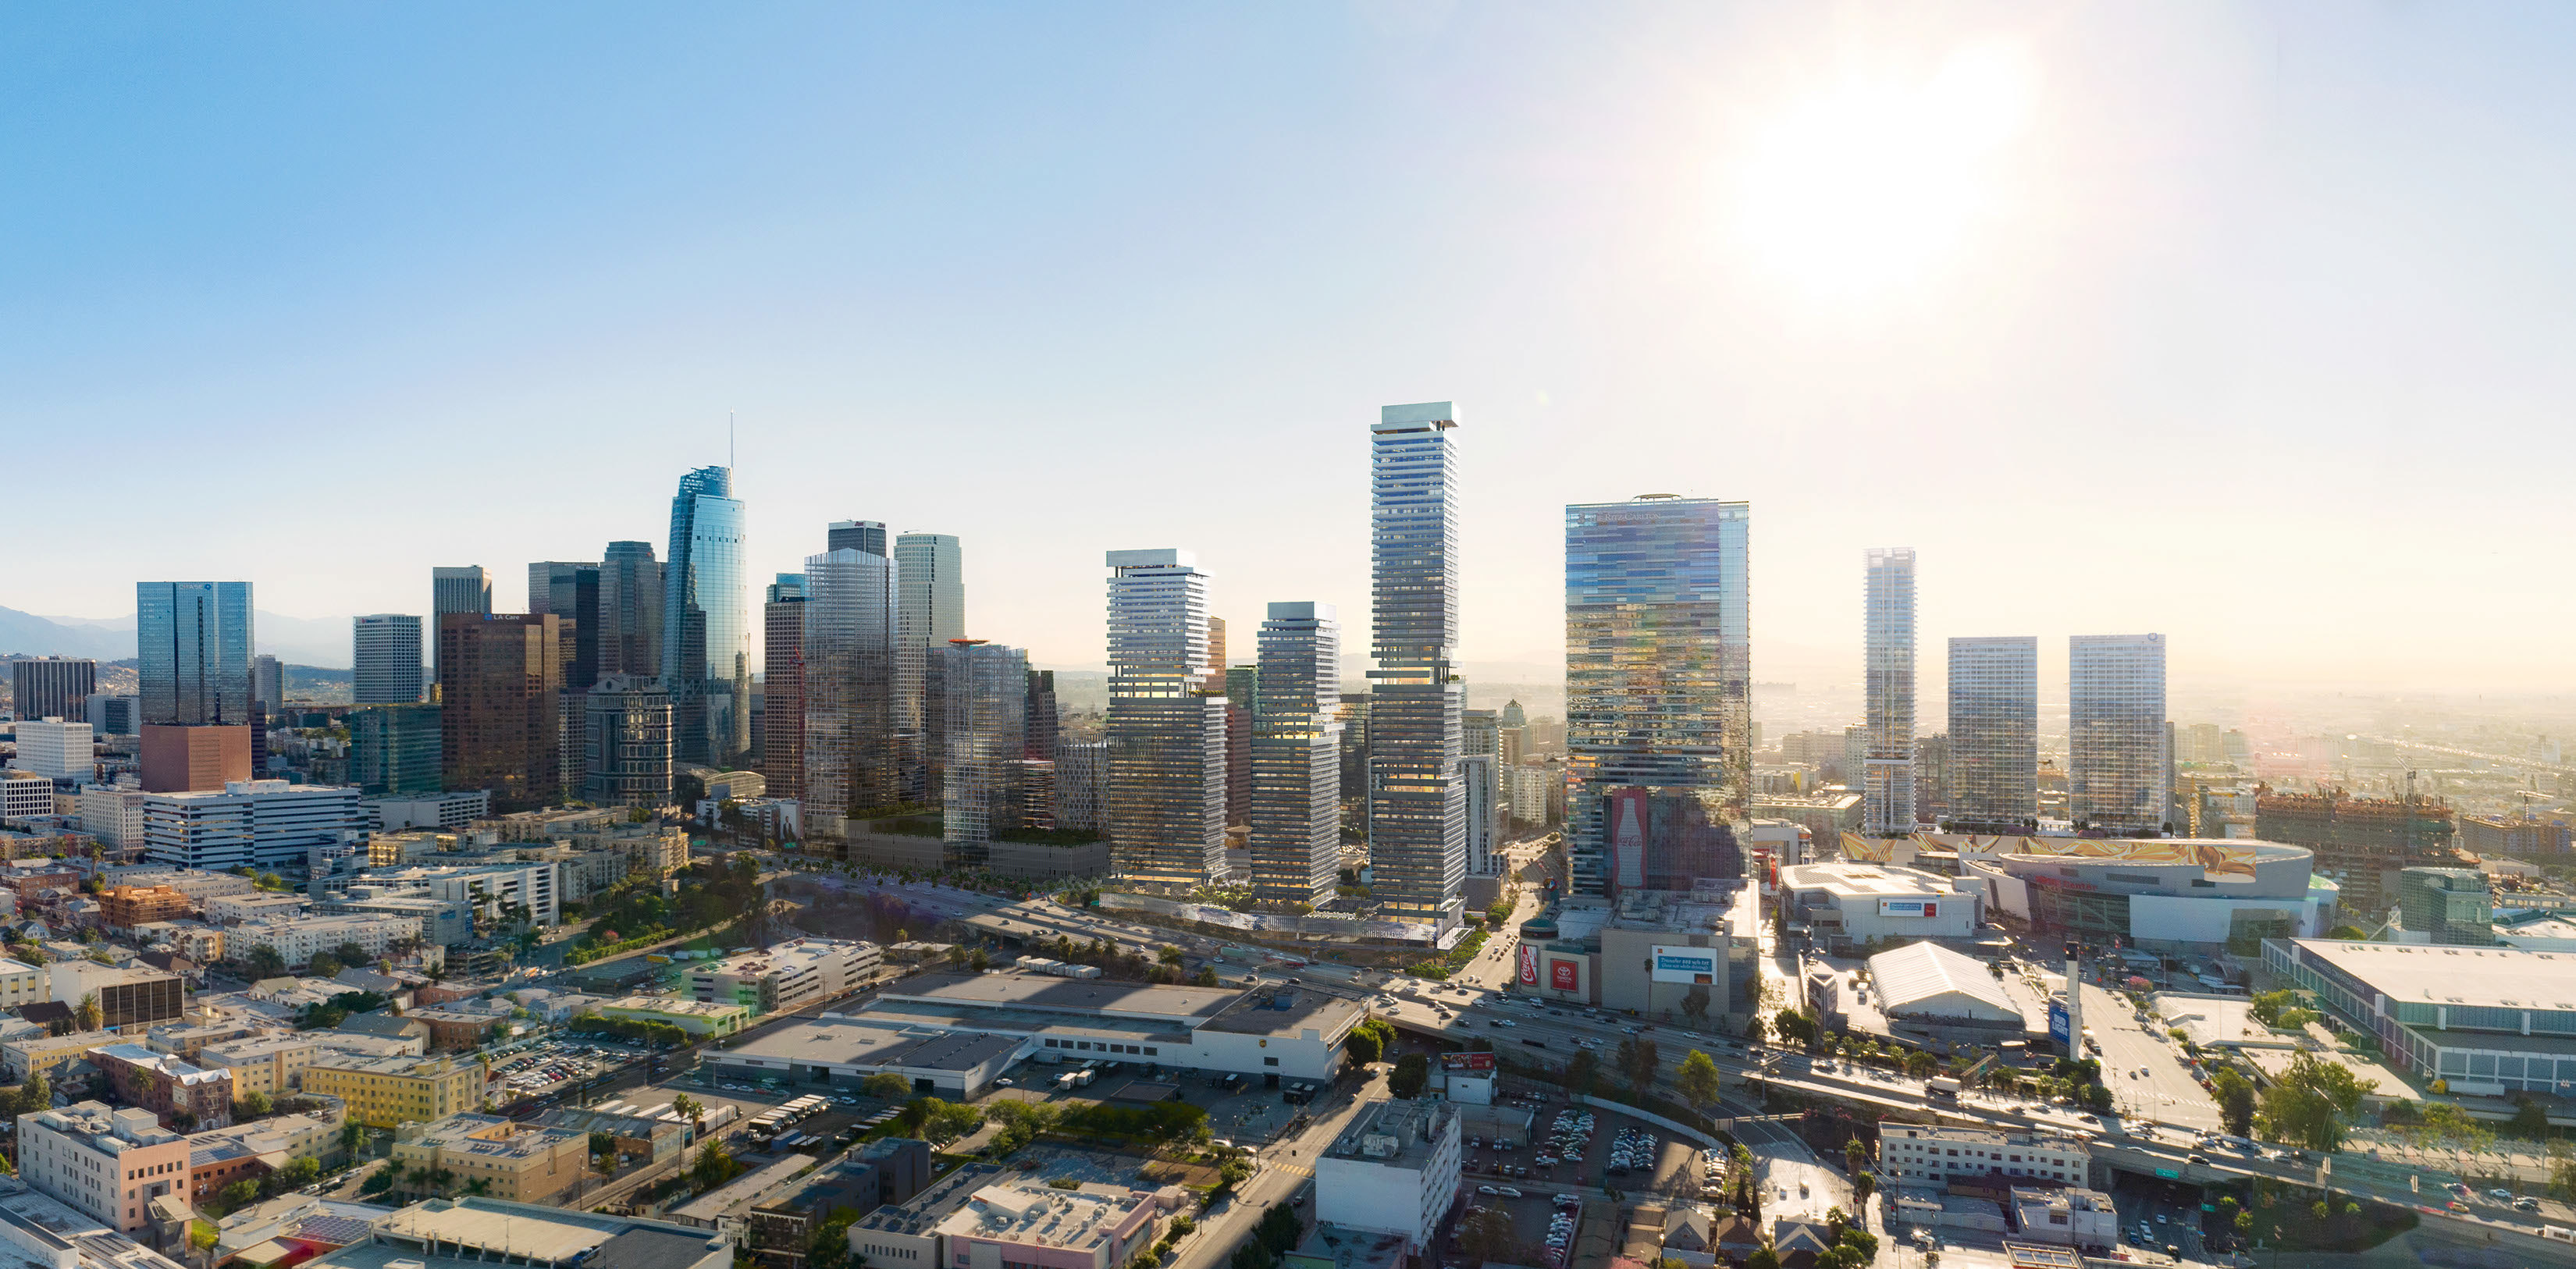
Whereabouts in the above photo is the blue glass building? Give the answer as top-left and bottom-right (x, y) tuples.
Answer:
(663, 466), (751, 766)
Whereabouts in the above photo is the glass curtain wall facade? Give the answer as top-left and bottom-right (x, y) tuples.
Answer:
(137, 581), (254, 725)
(1863, 547), (1916, 836)
(528, 562), (603, 693)
(941, 640), (1028, 863)
(762, 574), (806, 802)
(439, 613), (564, 811)
(895, 532), (963, 801)
(598, 541), (664, 678)
(1564, 496), (1749, 897)
(1251, 602), (1342, 905)
(1105, 549), (1226, 887)
(803, 544), (900, 825)
(2069, 633), (2169, 834)
(1947, 636), (2037, 829)
(662, 467), (750, 766)
(429, 567), (491, 693)
(350, 704), (443, 796)
(353, 615), (425, 705)
(584, 674), (674, 808)
(1369, 403), (1466, 924)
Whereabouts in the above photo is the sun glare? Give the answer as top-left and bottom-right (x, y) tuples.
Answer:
(1730, 40), (2037, 305)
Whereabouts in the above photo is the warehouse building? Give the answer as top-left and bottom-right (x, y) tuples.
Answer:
(2261, 937), (2576, 1097)
(702, 1016), (1019, 1098)
(1777, 863), (1981, 951)
(1867, 941), (2024, 1033)
(841, 971), (1364, 1083)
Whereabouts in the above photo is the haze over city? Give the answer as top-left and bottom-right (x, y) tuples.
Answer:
(11, 5), (2576, 698)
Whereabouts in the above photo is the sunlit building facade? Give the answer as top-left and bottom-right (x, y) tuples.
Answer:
(662, 466), (751, 766)
(941, 640), (1027, 861)
(1370, 403), (1466, 924)
(354, 614), (426, 706)
(1947, 636), (2037, 830)
(1564, 495), (1749, 897)
(1105, 549), (1225, 887)
(138, 581), (254, 727)
(598, 540), (664, 678)
(895, 532), (964, 800)
(762, 573), (806, 801)
(2070, 634), (2169, 834)
(1251, 602), (1342, 905)
(1863, 547), (1916, 837)
(584, 674), (673, 808)
(439, 613), (565, 810)
(804, 540), (900, 822)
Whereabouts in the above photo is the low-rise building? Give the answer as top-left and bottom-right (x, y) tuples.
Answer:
(324, 886), (476, 947)
(537, 1107), (691, 1164)
(16, 1102), (190, 1232)
(305, 1196), (732, 1269)
(2009, 1187), (2116, 1251)
(597, 996), (749, 1038)
(0, 956), (44, 1011)
(2, 1029), (119, 1081)
(849, 1164), (1008, 1269)
(46, 962), (184, 1034)
(77, 787), (151, 850)
(195, 1035), (326, 1099)
(926, 1178), (1174, 1269)
(407, 1009), (503, 1053)
(1315, 1099), (1461, 1251)
(845, 972), (1364, 1082)
(87, 1044), (236, 1129)
(207, 894), (311, 925)
(686, 938), (881, 1015)
(141, 781), (363, 873)
(390, 1113), (587, 1204)
(1777, 862), (1981, 951)
(224, 914), (421, 969)
(746, 1139), (933, 1266)
(1878, 1124), (2091, 1189)
(704, 1016), (1019, 1099)
(302, 1054), (482, 1128)
(98, 887), (192, 933)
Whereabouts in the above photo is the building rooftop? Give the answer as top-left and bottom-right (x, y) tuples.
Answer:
(667, 1153), (817, 1225)
(2280, 938), (2576, 1013)
(87, 1043), (232, 1089)
(725, 1016), (1020, 1071)
(1200, 983), (1365, 1039)
(605, 996), (746, 1018)
(927, 1181), (1161, 1251)
(689, 937), (876, 979)
(1780, 863), (1955, 901)
(23, 1102), (179, 1151)
(1325, 1099), (1454, 1170)
(877, 972), (1242, 1026)
(855, 1164), (1008, 1238)
(1867, 942), (2021, 1019)
(331, 1200), (728, 1269)
(402, 1114), (583, 1161)
(0, 1180), (191, 1269)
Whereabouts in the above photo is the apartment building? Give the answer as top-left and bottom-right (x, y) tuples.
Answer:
(88, 1043), (237, 1129)
(0, 957), (44, 1011)
(17, 1102), (190, 1232)
(98, 887), (192, 932)
(389, 1113), (586, 1204)
(194, 1035), (325, 1099)
(223, 913), (421, 969)
(687, 938), (881, 1015)
(1878, 1124), (2092, 1189)
(302, 1054), (482, 1128)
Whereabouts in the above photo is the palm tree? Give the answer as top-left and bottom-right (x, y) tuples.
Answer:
(73, 992), (102, 1033)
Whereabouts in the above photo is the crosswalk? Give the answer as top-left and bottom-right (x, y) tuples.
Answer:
(1272, 1162), (1315, 1178)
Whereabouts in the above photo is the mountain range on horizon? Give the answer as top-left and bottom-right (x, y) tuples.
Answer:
(0, 605), (354, 668)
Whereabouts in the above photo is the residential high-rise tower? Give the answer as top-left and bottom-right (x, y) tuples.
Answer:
(585, 674), (674, 808)
(941, 639), (1028, 862)
(1863, 547), (1916, 837)
(1564, 496), (1750, 896)
(1105, 549), (1225, 887)
(662, 467), (750, 766)
(1251, 602), (1341, 905)
(2070, 634), (2170, 834)
(1370, 403), (1465, 924)
(1947, 637), (2037, 830)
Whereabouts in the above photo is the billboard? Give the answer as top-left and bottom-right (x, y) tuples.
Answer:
(2048, 999), (2072, 1049)
(1650, 945), (1718, 984)
(1517, 944), (1540, 986)
(1550, 959), (1580, 991)
(1441, 1052), (1497, 1072)
(1879, 898), (1941, 918)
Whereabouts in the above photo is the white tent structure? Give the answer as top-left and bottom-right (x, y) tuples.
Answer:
(1868, 940), (2022, 1024)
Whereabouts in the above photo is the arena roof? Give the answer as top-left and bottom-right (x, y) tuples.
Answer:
(1867, 941), (2022, 1023)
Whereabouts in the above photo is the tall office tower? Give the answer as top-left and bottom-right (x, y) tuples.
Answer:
(827, 520), (887, 556)
(2069, 634), (2170, 835)
(429, 567), (492, 693)
(803, 541), (899, 823)
(137, 581), (255, 793)
(1461, 709), (1500, 876)
(598, 541), (664, 678)
(662, 467), (750, 767)
(1500, 700), (1525, 730)
(439, 613), (566, 811)
(352, 615), (425, 705)
(252, 656), (284, 713)
(941, 639), (1028, 860)
(1224, 664), (1258, 829)
(893, 533), (962, 774)
(1947, 637), (2038, 830)
(1862, 547), (1917, 837)
(1024, 670), (1059, 760)
(12, 658), (95, 722)
(350, 704), (443, 796)
(1370, 403), (1467, 924)
(528, 562), (603, 693)
(1053, 740), (1109, 834)
(1251, 603), (1341, 905)
(1564, 496), (1751, 896)
(1105, 549), (1226, 887)
(761, 574), (807, 801)
(585, 675), (674, 808)
(1205, 617), (1229, 692)
(84, 694), (138, 737)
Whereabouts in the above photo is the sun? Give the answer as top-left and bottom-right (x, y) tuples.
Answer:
(1729, 40), (2037, 306)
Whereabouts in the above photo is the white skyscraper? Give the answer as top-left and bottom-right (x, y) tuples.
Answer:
(1104, 549), (1226, 887)
(352, 616), (426, 706)
(1948, 637), (2038, 830)
(1251, 602), (1341, 905)
(11, 717), (92, 782)
(1863, 548), (1916, 837)
(1370, 403), (1465, 925)
(2070, 634), (2169, 834)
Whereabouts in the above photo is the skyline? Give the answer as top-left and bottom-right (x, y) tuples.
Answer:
(12, 5), (2576, 695)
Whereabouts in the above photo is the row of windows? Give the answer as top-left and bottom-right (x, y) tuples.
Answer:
(1043, 1039), (1158, 1056)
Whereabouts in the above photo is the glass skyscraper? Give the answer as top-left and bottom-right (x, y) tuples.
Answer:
(350, 703), (443, 796)
(440, 613), (564, 810)
(1251, 602), (1342, 905)
(1370, 403), (1465, 924)
(895, 532), (963, 798)
(137, 581), (254, 725)
(803, 540), (899, 824)
(598, 541), (664, 678)
(662, 466), (750, 766)
(941, 639), (1028, 861)
(1564, 496), (1749, 896)
(1947, 636), (2037, 829)
(1105, 549), (1226, 887)
(2070, 633), (2169, 834)
(528, 561), (603, 693)
(1863, 547), (1917, 836)
(352, 614), (425, 706)
(762, 573), (806, 802)
(429, 566), (490, 693)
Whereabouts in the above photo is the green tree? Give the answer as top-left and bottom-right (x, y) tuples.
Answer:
(1389, 1053), (1429, 1100)
(1344, 1026), (1385, 1066)
(73, 992), (102, 1033)
(1564, 1048), (1601, 1097)
(1845, 1139), (1870, 1175)
(1746, 1249), (1781, 1269)
(859, 1072), (913, 1100)
(245, 944), (288, 979)
(1674, 1050), (1724, 1111)
(217, 1179), (258, 1211)
(2210, 1068), (2257, 1137)
(1614, 1038), (1661, 1093)
(309, 954), (345, 978)
(692, 1140), (741, 1189)
(986, 1100), (1061, 1153)
(1742, 1013), (1768, 1047)
(1456, 1209), (1517, 1264)
(2255, 1053), (2376, 1152)
(2510, 1096), (2552, 1140)
(1902, 1049), (1938, 1079)
(190, 1221), (220, 1257)
(2549, 1142), (2576, 1203)
(2324, 924), (2371, 940)
(235, 1089), (272, 1118)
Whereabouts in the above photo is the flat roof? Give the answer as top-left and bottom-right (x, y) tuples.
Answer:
(1201, 983), (1364, 1039)
(2285, 939), (2576, 1012)
(721, 1016), (1019, 1072)
(1325, 1098), (1453, 1169)
(881, 972), (1240, 1025)
(1867, 942), (2021, 1020)
(361, 1198), (724, 1267)
(1780, 864), (1954, 900)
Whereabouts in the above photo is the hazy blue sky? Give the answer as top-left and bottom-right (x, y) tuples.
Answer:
(9, 3), (2575, 696)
